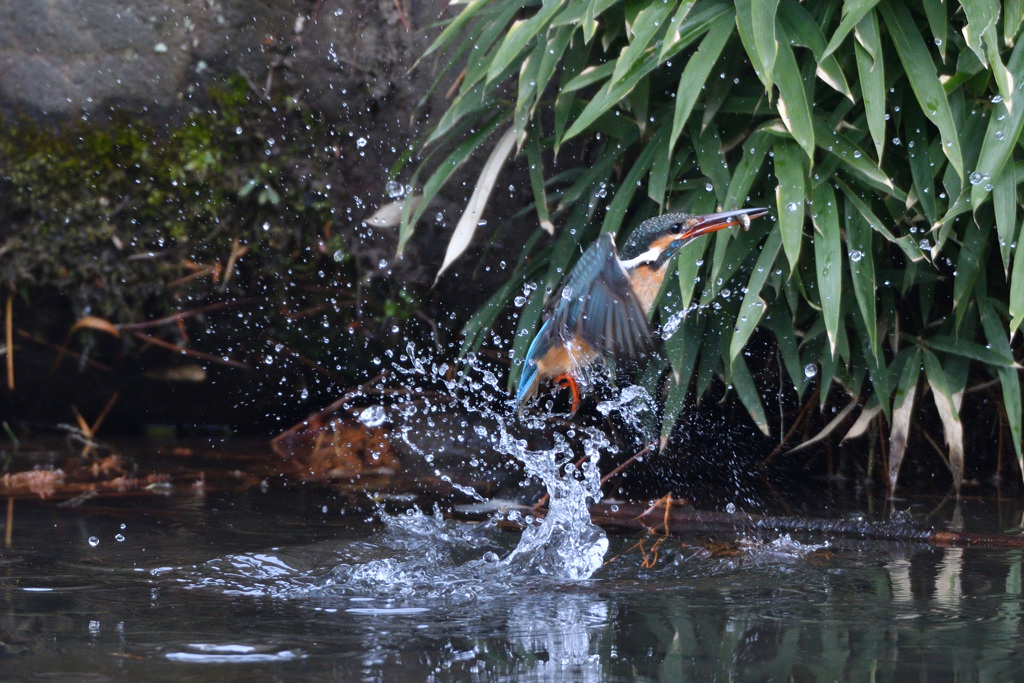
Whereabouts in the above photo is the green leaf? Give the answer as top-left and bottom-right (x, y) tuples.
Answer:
(922, 0), (947, 62)
(525, 133), (554, 234)
(836, 179), (925, 263)
(486, 0), (566, 84)
(1010, 220), (1024, 339)
(659, 0), (699, 61)
(661, 309), (707, 443)
(777, 0), (853, 100)
(921, 346), (964, 488)
(765, 299), (807, 395)
(773, 138), (805, 271)
(610, 0), (677, 85)
(811, 182), (843, 356)
(668, 11), (734, 165)
(853, 10), (885, 163)
(400, 113), (509, 254)
(724, 128), (772, 210)
(960, 0), (999, 66)
(979, 296), (1024, 465)
(773, 23), (815, 160)
(969, 35), (1024, 208)
(560, 61), (616, 95)
(734, 0), (771, 91)
(888, 347), (921, 495)
(821, 0), (882, 59)
(602, 124), (668, 233)
(1008, 0), (1024, 43)
(729, 355), (770, 435)
(751, 0), (779, 91)
(418, 0), (491, 63)
(812, 118), (901, 198)
(729, 229), (782, 363)
(993, 162), (1017, 272)
(984, 24), (1014, 111)
(692, 120), (729, 205)
(925, 334), (1017, 368)
(952, 222), (987, 328)
(878, 1), (964, 181)
(904, 107), (938, 226)
(844, 199), (878, 362)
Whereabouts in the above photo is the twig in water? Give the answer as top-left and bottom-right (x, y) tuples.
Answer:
(5, 294), (13, 391)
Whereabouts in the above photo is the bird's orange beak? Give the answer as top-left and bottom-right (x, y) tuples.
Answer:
(680, 207), (770, 240)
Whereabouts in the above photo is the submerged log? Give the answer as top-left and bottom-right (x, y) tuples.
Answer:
(588, 502), (1024, 549)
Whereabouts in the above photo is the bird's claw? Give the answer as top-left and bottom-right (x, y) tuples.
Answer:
(553, 373), (581, 415)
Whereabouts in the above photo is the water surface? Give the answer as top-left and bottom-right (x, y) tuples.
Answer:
(2, 460), (1023, 681)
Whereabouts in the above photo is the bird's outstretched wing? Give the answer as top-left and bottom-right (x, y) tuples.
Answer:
(552, 233), (655, 362)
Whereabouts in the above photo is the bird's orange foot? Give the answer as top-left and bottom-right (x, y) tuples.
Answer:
(553, 373), (581, 415)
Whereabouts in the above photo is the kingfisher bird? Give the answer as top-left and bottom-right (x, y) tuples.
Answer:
(515, 207), (769, 413)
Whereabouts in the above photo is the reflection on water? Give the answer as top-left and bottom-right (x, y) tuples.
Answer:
(2, 489), (1024, 681)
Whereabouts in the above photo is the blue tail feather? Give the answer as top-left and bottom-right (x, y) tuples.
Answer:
(515, 318), (550, 407)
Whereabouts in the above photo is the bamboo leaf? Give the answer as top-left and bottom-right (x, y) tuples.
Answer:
(773, 23), (815, 160)
(922, 0), (947, 62)
(729, 355), (770, 436)
(525, 133), (555, 235)
(401, 113), (508, 254)
(811, 182), (843, 356)
(960, 0), (999, 66)
(729, 229), (782, 363)
(724, 128), (772, 210)
(773, 138), (805, 271)
(922, 348), (964, 492)
(969, 35), (1024, 208)
(435, 127), (519, 282)
(734, 0), (770, 91)
(602, 124), (668, 233)
(1008, 0), (1024, 43)
(844, 199), (878, 361)
(821, 0), (882, 59)
(904, 107), (938, 226)
(925, 334), (1017, 368)
(692, 119), (729, 205)
(889, 348), (921, 496)
(952, 223), (987, 328)
(661, 311), (707, 443)
(677, 194), (719, 310)
(765, 299), (807, 395)
(668, 11), (734, 164)
(777, 0), (853, 100)
(1010, 219), (1024, 339)
(853, 10), (885, 163)
(979, 297), (1024, 468)
(812, 118), (901, 198)
(751, 0), (779, 90)
(610, 0), (678, 85)
(836, 179), (925, 263)
(984, 24), (1014, 112)
(486, 0), (566, 84)
(993, 163), (1017, 271)
(879, 1), (964, 181)
(418, 0), (491, 63)
(659, 0), (699, 60)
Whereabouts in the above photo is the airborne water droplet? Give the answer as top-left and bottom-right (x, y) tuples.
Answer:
(804, 363), (818, 378)
(358, 405), (387, 427)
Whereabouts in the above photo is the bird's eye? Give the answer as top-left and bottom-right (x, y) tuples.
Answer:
(669, 223), (683, 234)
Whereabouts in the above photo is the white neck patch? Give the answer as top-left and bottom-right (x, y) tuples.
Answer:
(619, 247), (662, 269)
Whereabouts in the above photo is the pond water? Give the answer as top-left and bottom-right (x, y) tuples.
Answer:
(3, 443), (1024, 681)
(3, 354), (1024, 681)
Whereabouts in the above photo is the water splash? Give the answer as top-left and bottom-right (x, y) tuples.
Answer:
(183, 343), (635, 599)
